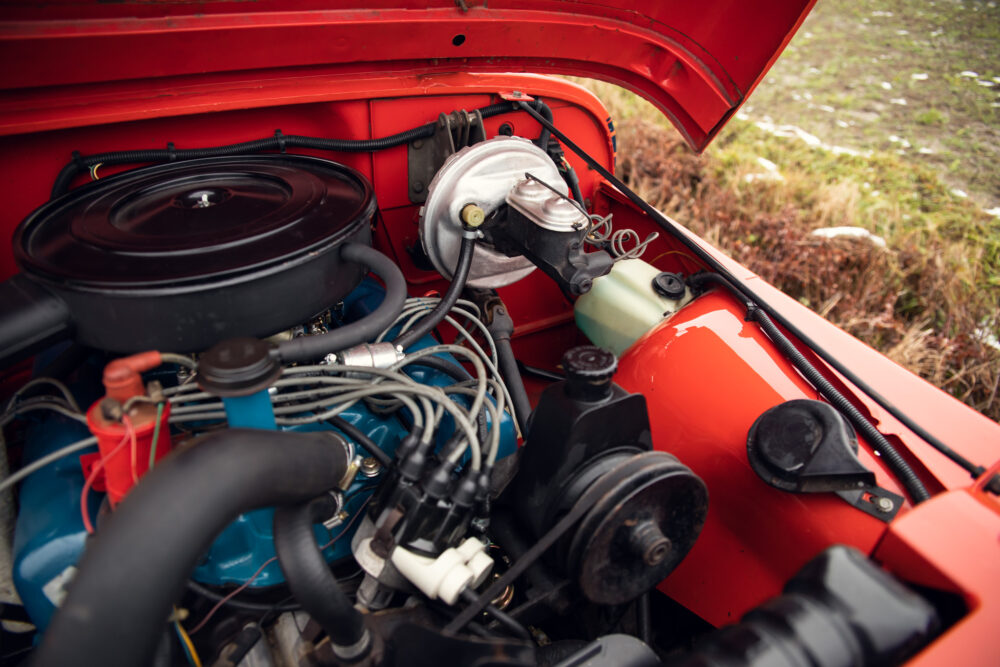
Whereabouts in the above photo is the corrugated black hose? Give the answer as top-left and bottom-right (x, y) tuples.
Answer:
(688, 272), (930, 505)
(518, 99), (999, 497)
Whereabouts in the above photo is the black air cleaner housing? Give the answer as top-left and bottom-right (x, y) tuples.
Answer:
(5, 155), (375, 356)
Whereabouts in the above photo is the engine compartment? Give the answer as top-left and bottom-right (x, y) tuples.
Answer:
(0, 79), (988, 666)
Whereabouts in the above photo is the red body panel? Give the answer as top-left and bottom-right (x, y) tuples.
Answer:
(616, 289), (903, 623)
(0, 1), (998, 660)
(0, 0), (815, 150)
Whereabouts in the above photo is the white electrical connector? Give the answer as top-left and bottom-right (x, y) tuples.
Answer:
(390, 537), (494, 605)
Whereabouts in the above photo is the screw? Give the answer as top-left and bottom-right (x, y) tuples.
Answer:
(460, 203), (486, 227)
(875, 496), (894, 513)
(360, 456), (382, 478)
(413, 181), (424, 193)
(412, 139), (424, 149)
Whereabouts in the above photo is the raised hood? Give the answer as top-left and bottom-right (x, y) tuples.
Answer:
(0, 1), (815, 151)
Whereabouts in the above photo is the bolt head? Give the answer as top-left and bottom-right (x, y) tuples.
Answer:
(360, 456), (382, 478)
(875, 496), (894, 513)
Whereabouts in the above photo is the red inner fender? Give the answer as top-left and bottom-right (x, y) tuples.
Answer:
(615, 289), (903, 625)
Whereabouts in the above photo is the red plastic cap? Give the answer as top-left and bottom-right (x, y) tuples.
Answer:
(102, 351), (162, 403)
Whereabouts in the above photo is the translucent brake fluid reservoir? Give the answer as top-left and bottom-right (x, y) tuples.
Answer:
(574, 258), (692, 356)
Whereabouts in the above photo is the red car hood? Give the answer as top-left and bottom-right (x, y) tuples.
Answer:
(0, 0), (815, 151)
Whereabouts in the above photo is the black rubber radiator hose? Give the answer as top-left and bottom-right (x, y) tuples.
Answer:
(34, 429), (353, 667)
(275, 243), (408, 364)
(274, 500), (371, 662)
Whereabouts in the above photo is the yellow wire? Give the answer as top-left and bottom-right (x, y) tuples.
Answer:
(173, 613), (202, 667)
(89, 162), (103, 181)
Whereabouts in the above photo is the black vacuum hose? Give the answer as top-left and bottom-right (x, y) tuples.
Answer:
(276, 243), (408, 364)
(49, 100), (551, 199)
(688, 272), (930, 504)
(393, 232), (476, 351)
(34, 429), (353, 667)
(273, 501), (371, 661)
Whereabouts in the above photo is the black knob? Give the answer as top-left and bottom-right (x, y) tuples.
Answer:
(652, 272), (686, 299)
(562, 346), (617, 401)
(198, 337), (281, 397)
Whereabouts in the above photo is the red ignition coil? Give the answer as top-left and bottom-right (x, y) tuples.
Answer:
(85, 351), (172, 505)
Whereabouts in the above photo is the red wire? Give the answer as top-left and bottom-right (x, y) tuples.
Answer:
(188, 497), (372, 634)
(80, 427), (130, 534)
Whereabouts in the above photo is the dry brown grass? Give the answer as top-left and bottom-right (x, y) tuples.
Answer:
(613, 117), (1000, 419)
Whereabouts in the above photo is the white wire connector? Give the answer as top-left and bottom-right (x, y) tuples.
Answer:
(390, 537), (494, 605)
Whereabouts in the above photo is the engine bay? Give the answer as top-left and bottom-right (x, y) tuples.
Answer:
(0, 82), (982, 666)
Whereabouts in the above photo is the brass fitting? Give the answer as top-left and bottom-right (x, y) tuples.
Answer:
(460, 203), (486, 228)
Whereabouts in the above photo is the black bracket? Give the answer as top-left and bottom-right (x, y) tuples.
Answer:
(836, 485), (904, 522)
(407, 109), (486, 203)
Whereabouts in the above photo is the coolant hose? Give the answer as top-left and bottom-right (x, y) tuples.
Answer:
(393, 232), (476, 351)
(687, 272), (930, 504)
(34, 429), (353, 667)
(273, 501), (371, 661)
(276, 243), (408, 364)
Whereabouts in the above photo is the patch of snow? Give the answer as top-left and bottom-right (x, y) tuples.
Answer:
(756, 157), (779, 172)
(896, 29), (909, 36)
(804, 31), (814, 39)
(792, 92), (802, 101)
(811, 227), (887, 248)
(831, 146), (862, 157)
(976, 80), (996, 87)
(951, 189), (968, 198)
(911, 72), (929, 81)
(744, 172), (784, 184)
(888, 135), (901, 143)
(819, 105), (835, 113)
(975, 326), (1000, 352)
(984, 207), (1000, 217)
(807, 67), (821, 75)
(959, 71), (979, 78)
(889, 98), (908, 106)
(871, 10), (893, 17)
(918, 147), (934, 155)
(752, 119), (869, 158)
(880, 81), (893, 90)
(993, 77), (1000, 84)
(930, 29), (944, 37)
(735, 111), (751, 121)
(836, 120), (850, 128)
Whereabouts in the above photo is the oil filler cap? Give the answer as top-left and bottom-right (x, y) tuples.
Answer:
(747, 399), (876, 493)
(198, 337), (281, 397)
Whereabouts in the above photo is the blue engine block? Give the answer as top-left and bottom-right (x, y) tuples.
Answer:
(12, 278), (517, 629)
